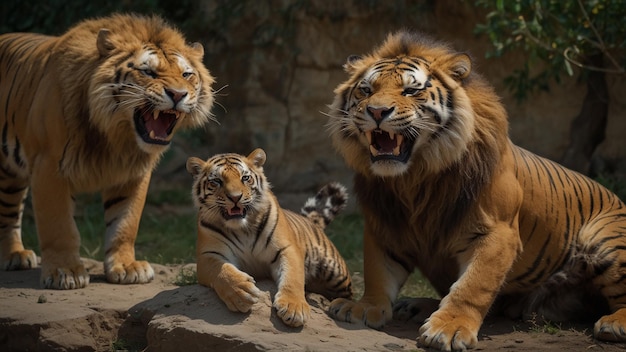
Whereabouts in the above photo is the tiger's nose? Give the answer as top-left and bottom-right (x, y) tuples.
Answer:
(165, 88), (188, 106)
(367, 106), (395, 121)
(227, 193), (242, 204)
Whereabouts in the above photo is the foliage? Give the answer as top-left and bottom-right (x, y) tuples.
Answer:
(595, 173), (626, 201)
(110, 338), (144, 352)
(474, 0), (626, 101)
(0, 0), (159, 35)
(174, 265), (198, 286)
(527, 313), (563, 335)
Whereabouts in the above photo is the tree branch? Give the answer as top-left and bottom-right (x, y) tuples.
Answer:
(576, 0), (624, 73)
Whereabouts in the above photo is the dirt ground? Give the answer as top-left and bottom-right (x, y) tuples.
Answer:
(1, 259), (626, 351)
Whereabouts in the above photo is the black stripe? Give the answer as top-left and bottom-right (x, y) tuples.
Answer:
(114, 69), (122, 84)
(200, 219), (243, 253)
(201, 250), (229, 261)
(422, 105), (442, 124)
(0, 197), (19, 208)
(252, 208), (271, 249)
(264, 203), (278, 249)
(1, 121), (8, 157)
(385, 249), (412, 274)
(271, 246), (288, 264)
(0, 185), (27, 194)
(0, 211), (19, 218)
(512, 233), (551, 283)
(400, 60), (419, 71)
(104, 196), (126, 210)
(12, 138), (22, 166)
(436, 87), (444, 108)
(105, 217), (119, 228)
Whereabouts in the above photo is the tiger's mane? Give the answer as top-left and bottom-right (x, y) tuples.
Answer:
(44, 13), (215, 190)
(339, 31), (511, 258)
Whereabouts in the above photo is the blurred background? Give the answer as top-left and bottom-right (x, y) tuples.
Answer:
(2, 0), (625, 282)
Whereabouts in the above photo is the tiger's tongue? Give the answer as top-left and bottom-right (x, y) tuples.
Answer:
(374, 132), (397, 153)
(228, 206), (243, 216)
(143, 111), (174, 139)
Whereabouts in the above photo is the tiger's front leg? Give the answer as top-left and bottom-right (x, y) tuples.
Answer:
(418, 222), (521, 351)
(329, 227), (408, 329)
(31, 157), (89, 289)
(272, 245), (311, 327)
(101, 173), (154, 284)
(197, 246), (263, 313)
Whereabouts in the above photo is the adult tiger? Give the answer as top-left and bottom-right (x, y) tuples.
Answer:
(327, 30), (626, 350)
(186, 148), (352, 327)
(0, 14), (215, 289)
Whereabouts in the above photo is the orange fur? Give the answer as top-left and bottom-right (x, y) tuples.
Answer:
(327, 31), (626, 350)
(0, 14), (215, 289)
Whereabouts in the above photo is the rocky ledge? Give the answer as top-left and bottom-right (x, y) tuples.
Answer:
(0, 259), (620, 351)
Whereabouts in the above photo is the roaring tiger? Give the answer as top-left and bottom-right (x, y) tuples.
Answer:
(0, 14), (215, 289)
(326, 30), (626, 350)
(186, 148), (352, 327)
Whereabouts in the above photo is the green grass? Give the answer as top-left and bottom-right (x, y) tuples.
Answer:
(21, 186), (197, 265)
(526, 313), (563, 335)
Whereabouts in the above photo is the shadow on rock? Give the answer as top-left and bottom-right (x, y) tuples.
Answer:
(123, 280), (420, 352)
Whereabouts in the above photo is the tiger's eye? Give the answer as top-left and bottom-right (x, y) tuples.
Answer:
(141, 68), (157, 78)
(402, 87), (419, 96)
(360, 86), (372, 95)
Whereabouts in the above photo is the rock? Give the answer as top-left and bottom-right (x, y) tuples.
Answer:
(128, 282), (417, 352)
(0, 259), (416, 351)
(1, 258), (623, 351)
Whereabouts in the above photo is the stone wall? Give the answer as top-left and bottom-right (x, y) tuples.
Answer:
(157, 0), (626, 209)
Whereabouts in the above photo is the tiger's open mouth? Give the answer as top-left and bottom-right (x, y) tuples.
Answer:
(134, 107), (182, 145)
(222, 205), (246, 220)
(366, 129), (415, 163)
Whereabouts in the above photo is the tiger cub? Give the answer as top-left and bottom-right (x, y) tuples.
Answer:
(186, 148), (352, 327)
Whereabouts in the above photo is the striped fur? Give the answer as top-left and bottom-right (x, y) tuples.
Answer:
(326, 31), (626, 350)
(187, 148), (352, 327)
(0, 14), (215, 290)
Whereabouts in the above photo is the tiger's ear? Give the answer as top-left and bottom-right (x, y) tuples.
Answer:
(449, 53), (471, 80)
(190, 42), (204, 58)
(186, 157), (205, 178)
(248, 148), (266, 168)
(343, 55), (363, 73)
(96, 29), (115, 56)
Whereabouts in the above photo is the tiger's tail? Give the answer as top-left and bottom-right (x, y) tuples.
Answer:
(301, 182), (348, 229)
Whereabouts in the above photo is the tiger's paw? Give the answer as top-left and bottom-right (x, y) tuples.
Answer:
(393, 297), (440, 323)
(273, 291), (311, 327)
(1, 249), (37, 270)
(40, 261), (90, 289)
(213, 273), (263, 313)
(329, 297), (392, 329)
(105, 260), (155, 284)
(418, 310), (479, 351)
(594, 309), (626, 342)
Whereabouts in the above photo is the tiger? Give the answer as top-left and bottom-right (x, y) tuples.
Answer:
(186, 148), (352, 327)
(0, 13), (215, 290)
(326, 30), (626, 351)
